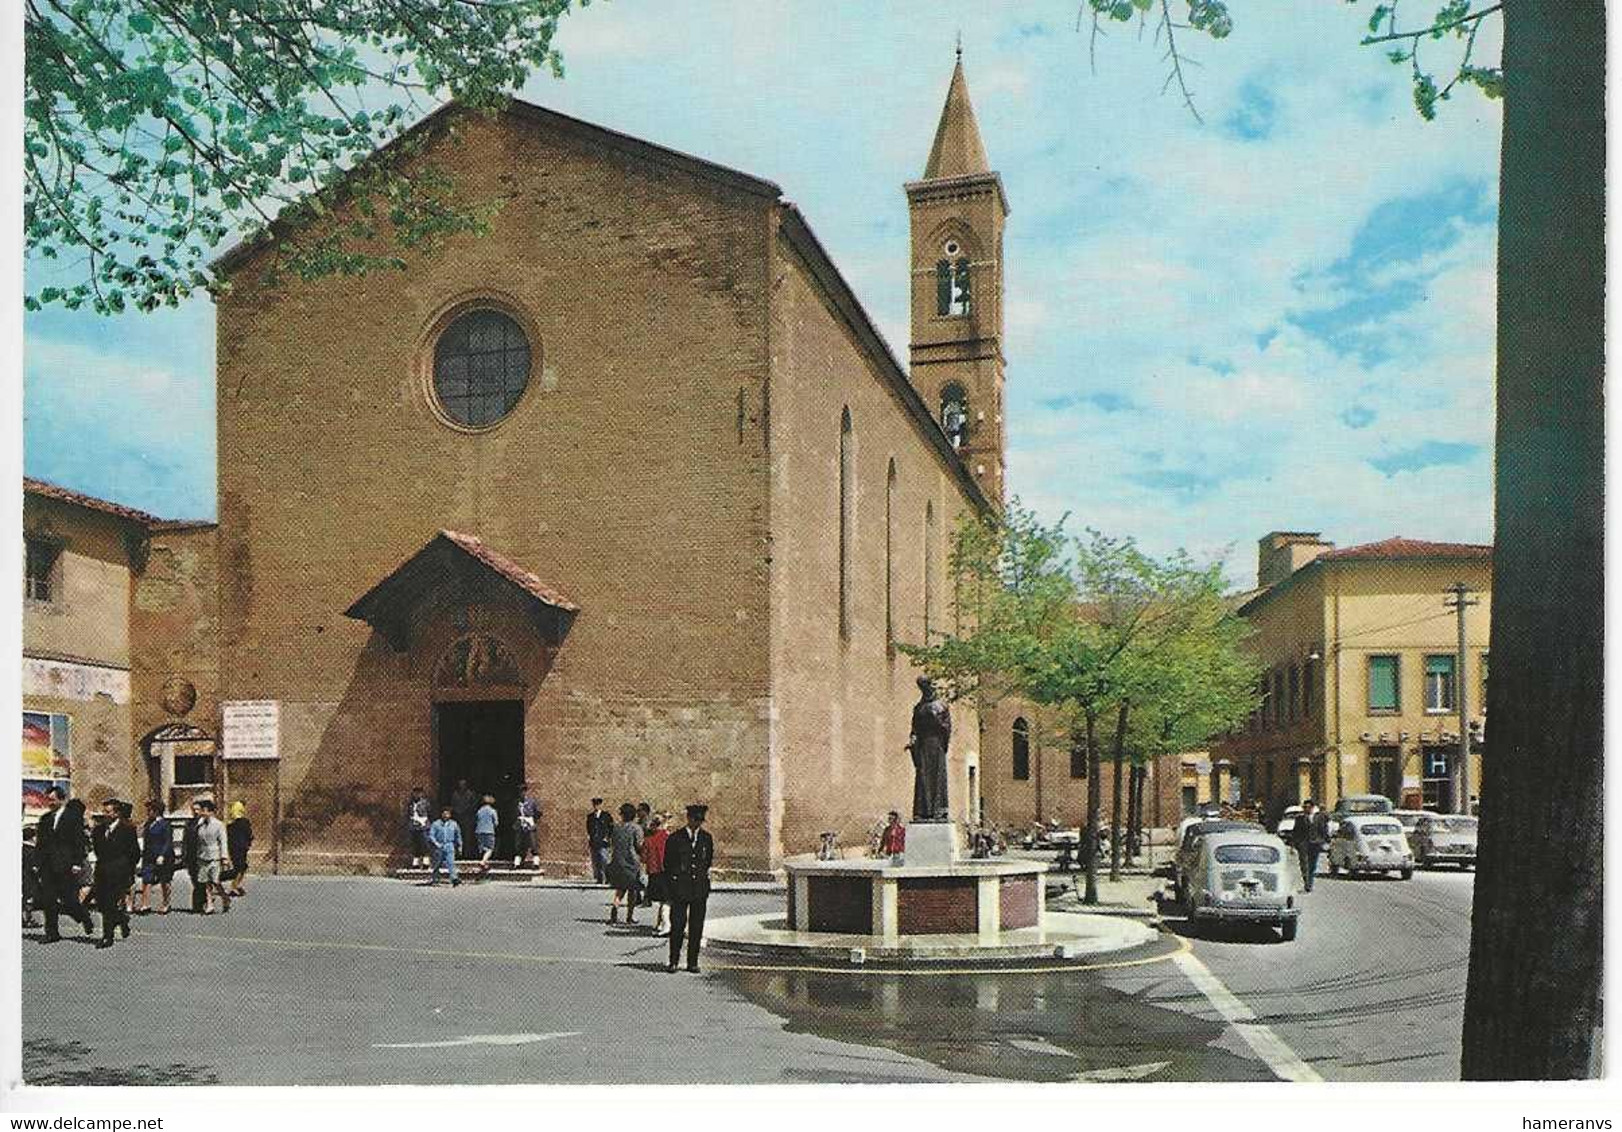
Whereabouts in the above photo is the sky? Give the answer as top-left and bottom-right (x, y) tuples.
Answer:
(21, 1), (1504, 587)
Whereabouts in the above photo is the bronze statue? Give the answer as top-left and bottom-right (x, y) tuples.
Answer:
(906, 676), (951, 822)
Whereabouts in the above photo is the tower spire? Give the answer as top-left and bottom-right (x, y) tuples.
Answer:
(922, 50), (989, 179)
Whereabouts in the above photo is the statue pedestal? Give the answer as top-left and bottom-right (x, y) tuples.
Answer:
(904, 822), (960, 867)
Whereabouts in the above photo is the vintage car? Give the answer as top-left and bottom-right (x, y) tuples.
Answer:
(1328, 793), (1395, 835)
(1392, 809), (1428, 833)
(1327, 814), (1414, 879)
(1181, 830), (1302, 941)
(1410, 814), (1478, 869)
(1173, 819), (1264, 904)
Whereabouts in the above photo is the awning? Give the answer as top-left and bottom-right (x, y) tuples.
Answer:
(344, 530), (578, 651)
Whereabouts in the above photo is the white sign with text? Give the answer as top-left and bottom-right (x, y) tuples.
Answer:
(223, 700), (280, 760)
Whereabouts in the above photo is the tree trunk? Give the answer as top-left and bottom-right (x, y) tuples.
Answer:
(1461, 0), (1604, 1080)
(1082, 709), (1100, 904)
(1109, 701), (1128, 882)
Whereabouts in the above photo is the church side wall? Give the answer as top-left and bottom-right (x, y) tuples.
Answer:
(766, 226), (981, 862)
(214, 112), (776, 873)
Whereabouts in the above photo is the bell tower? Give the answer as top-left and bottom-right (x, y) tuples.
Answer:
(906, 47), (1009, 504)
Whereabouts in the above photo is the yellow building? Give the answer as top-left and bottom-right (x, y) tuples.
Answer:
(1212, 531), (1491, 817)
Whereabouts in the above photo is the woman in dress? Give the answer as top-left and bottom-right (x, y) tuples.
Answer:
(641, 813), (671, 935)
(226, 800), (254, 898)
(607, 803), (644, 924)
(137, 799), (175, 914)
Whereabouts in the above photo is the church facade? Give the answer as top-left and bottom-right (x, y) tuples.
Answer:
(102, 57), (1015, 874)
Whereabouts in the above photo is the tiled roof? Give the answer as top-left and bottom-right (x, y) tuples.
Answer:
(23, 476), (212, 531)
(1319, 536), (1493, 562)
(437, 530), (579, 613)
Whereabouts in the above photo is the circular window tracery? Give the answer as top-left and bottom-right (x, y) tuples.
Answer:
(431, 308), (532, 428)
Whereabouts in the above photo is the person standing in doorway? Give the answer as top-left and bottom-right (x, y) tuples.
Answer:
(35, 787), (94, 942)
(137, 800), (174, 915)
(641, 813), (671, 936)
(474, 794), (500, 874)
(194, 800), (231, 914)
(607, 803), (644, 923)
(586, 799), (612, 884)
(91, 799), (139, 948)
(513, 784), (541, 870)
(450, 779), (478, 860)
(1293, 799), (1329, 892)
(226, 801), (254, 897)
(406, 788), (432, 868)
(665, 804), (714, 973)
(428, 806), (462, 886)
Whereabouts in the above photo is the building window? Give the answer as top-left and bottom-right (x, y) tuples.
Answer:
(923, 501), (937, 640)
(1287, 665), (1300, 723)
(24, 536), (62, 603)
(1367, 746), (1400, 803)
(1070, 731), (1087, 779)
(1012, 717), (1030, 781)
(940, 384), (968, 450)
(1479, 651), (1489, 708)
(838, 408), (853, 641)
(431, 307), (532, 428)
(885, 459), (896, 651)
(1368, 655), (1400, 713)
(1303, 657), (1315, 717)
(1272, 670), (1285, 728)
(1425, 654), (1457, 713)
(174, 754), (214, 788)
(935, 247), (972, 317)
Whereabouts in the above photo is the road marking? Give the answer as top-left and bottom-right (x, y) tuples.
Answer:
(1169, 949), (1322, 1082)
(374, 1032), (580, 1049)
(1074, 1060), (1171, 1081)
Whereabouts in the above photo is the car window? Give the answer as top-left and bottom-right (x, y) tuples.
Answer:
(1433, 818), (1478, 832)
(1214, 845), (1280, 864)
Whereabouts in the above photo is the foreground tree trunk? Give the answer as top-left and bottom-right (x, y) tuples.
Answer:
(1082, 710), (1101, 904)
(1109, 701), (1128, 882)
(1461, 0), (1604, 1080)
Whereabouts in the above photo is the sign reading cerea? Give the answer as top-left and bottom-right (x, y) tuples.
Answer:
(223, 701), (280, 760)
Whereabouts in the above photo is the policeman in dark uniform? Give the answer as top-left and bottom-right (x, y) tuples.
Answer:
(664, 804), (714, 973)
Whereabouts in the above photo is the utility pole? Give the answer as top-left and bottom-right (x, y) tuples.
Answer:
(1445, 582), (1479, 815)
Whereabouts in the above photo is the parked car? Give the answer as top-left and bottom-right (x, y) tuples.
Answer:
(1411, 814), (1478, 869)
(1328, 793), (1395, 836)
(1327, 814), (1414, 879)
(1174, 819), (1264, 904)
(1392, 809), (1428, 833)
(1181, 830), (1302, 941)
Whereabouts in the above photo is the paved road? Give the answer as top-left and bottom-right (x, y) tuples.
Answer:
(17, 867), (1472, 1086)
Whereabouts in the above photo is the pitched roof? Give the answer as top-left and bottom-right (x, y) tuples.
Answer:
(23, 477), (213, 531)
(1319, 536), (1493, 562)
(923, 55), (990, 179)
(344, 530), (578, 651)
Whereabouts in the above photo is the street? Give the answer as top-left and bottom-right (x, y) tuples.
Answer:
(19, 868), (1473, 1085)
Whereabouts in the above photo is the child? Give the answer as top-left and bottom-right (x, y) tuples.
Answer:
(474, 794), (499, 874)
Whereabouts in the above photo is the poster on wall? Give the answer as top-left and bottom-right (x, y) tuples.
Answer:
(22, 711), (70, 815)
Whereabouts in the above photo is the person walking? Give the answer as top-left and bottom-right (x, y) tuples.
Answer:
(586, 798), (613, 883)
(405, 788), (433, 868)
(136, 800), (175, 915)
(193, 800), (232, 914)
(226, 801), (254, 897)
(641, 813), (671, 935)
(450, 780), (479, 860)
(879, 811), (906, 858)
(35, 787), (94, 942)
(513, 784), (541, 870)
(428, 806), (462, 886)
(632, 802), (653, 907)
(182, 800), (207, 914)
(607, 803), (644, 923)
(1293, 799), (1329, 892)
(473, 794), (500, 874)
(665, 804), (714, 973)
(91, 799), (139, 949)
(22, 826), (41, 929)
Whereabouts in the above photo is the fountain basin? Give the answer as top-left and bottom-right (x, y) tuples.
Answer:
(783, 854), (1049, 945)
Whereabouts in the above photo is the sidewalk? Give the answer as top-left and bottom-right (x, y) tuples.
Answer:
(1046, 870), (1168, 919)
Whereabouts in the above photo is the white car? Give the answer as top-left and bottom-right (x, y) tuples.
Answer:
(1327, 814), (1415, 879)
(1275, 805), (1303, 841)
(1182, 830), (1302, 941)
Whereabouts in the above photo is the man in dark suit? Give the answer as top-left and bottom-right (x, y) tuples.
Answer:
(35, 786), (93, 942)
(585, 798), (613, 883)
(92, 799), (139, 948)
(1292, 798), (1330, 892)
(664, 804), (714, 973)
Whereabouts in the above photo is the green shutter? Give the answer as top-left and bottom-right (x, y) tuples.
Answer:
(1368, 656), (1399, 711)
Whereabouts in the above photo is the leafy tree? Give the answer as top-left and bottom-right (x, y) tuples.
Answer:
(24, 0), (579, 313)
(1082, 0), (1601, 1079)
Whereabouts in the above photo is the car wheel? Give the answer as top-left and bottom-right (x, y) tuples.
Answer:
(1400, 868), (1413, 880)
(1327, 856), (1340, 876)
(1280, 919), (1298, 942)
